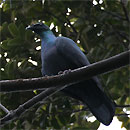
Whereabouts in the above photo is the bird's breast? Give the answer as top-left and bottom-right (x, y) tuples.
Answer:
(42, 46), (76, 76)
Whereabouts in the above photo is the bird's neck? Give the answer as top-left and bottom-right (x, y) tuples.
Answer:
(41, 31), (56, 44)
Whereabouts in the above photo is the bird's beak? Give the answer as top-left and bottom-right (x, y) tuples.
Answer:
(26, 25), (33, 30)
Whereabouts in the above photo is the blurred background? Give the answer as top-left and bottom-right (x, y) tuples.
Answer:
(0, 0), (129, 129)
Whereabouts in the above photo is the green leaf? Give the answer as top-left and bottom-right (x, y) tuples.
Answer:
(111, 92), (121, 100)
(1, 22), (8, 34)
(7, 38), (22, 46)
(25, 30), (34, 41)
(51, 117), (61, 129)
(8, 23), (19, 37)
(0, 40), (9, 50)
(0, 70), (7, 80)
(74, 18), (85, 29)
(5, 61), (17, 79)
(90, 120), (100, 129)
(57, 114), (67, 126)
(70, 114), (76, 123)
(18, 24), (25, 39)
(120, 95), (127, 105)
(70, 18), (77, 23)
(3, 3), (10, 12)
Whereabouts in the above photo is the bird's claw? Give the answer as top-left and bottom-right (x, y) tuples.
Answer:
(44, 75), (49, 77)
(58, 71), (63, 74)
(58, 69), (71, 75)
(63, 69), (71, 74)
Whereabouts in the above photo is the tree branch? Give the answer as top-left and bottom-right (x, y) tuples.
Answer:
(115, 113), (130, 117)
(1, 51), (129, 126)
(0, 104), (10, 114)
(103, 10), (126, 21)
(0, 50), (129, 93)
(0, 86), (67, 127)
(116, 104), (130, 108)
(120, 0), (130, 22)
(64, 15), (78, 35)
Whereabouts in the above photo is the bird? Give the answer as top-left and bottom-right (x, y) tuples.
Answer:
(27, 23), (115, 126)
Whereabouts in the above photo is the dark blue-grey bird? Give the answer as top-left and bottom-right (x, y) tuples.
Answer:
(27, 23), (115, 126)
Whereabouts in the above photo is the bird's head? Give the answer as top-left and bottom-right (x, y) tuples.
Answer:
(26, 23), (50, 36)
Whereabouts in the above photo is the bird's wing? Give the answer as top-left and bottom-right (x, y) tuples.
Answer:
(55, 36), (103, 89)
(55, 37), (115, 126)
(55, 36), (90, 67)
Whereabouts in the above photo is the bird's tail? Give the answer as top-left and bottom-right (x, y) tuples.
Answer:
(62, 79), (115, 126)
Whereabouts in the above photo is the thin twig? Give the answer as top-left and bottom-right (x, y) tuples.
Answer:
(65, 15), (78, 35)
(116, 31), (130, 43)
(48, 106), (130, 117)
(115, 113), (130, 116)
(103, 10), (126, 21)
(46, 11), (78, 36)
(116, 104), (130, 108)
(120, 0), (130, 22)
(68, 105), (130, 114)
(46, 11), (64, 24)
(111, 25), (129, 49)
(46, 107), (89, 116)
(0, 86), (67, 127)
(0, 104), (10, 114)
(9, 0), (12, 8)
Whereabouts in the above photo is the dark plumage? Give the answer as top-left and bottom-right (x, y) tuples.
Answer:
(27, 23), (115, 125)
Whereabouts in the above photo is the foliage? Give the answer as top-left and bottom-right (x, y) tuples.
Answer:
(0, 0), (129, 129)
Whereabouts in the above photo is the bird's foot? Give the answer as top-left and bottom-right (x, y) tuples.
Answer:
(44, 75), (49, 77)
(63, 69), (71, 74)
(58, 69), (71, 75)
(58, 71), (63, 75)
